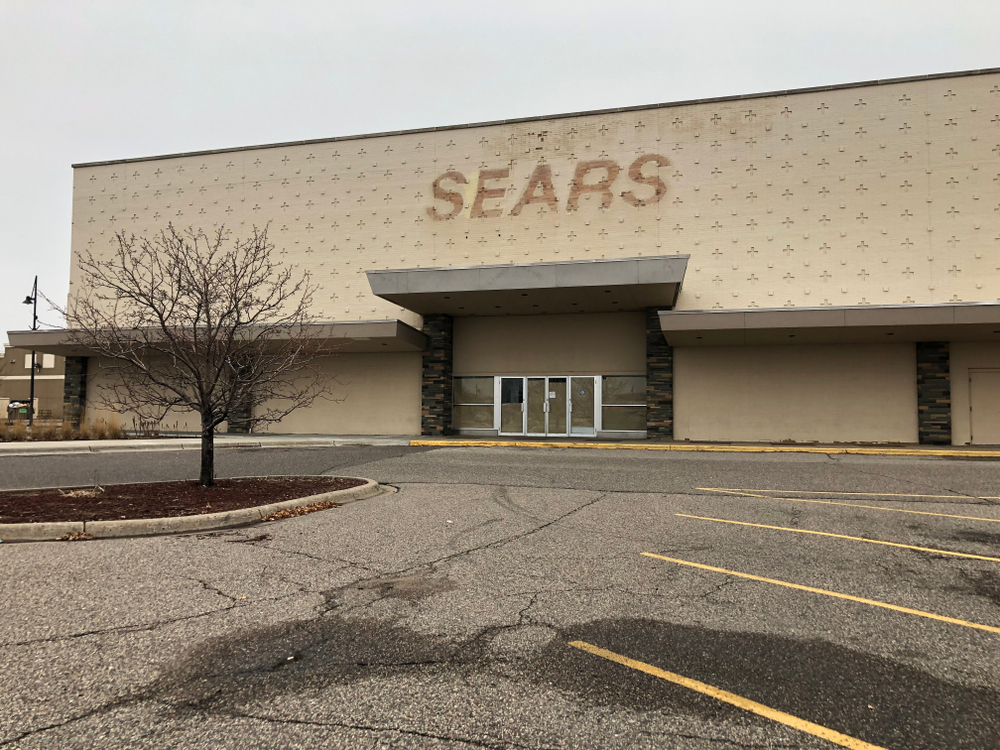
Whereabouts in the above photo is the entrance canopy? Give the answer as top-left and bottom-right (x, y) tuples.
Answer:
(6, 319), (427, 356)
(659, 302), (1000, 346)
(366, 255), (688, 316)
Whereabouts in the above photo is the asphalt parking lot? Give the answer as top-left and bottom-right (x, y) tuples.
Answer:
(2, 445), (1000, 749)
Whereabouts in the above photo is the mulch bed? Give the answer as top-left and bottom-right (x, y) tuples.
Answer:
(0, 477), (365, 524)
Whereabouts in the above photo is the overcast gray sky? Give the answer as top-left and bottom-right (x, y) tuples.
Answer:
(1, 0), (998, 343)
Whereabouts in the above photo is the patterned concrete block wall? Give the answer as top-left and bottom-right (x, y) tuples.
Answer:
(62, 356), (88, 428)
(646, 309), (674, 438)
(68, 71), (1000, 323)
(917, 341), (951, 444)
(421, 314), (453, 436)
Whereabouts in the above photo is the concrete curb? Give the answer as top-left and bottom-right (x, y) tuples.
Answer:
(0, 477), (382, 543)
(0, 436), (412, 457)
(409, 439), (1000, 459)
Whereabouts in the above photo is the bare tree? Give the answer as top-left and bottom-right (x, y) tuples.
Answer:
(63, 224), (334, 486)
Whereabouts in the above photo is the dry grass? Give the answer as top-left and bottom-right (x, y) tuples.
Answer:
(57, 486), (105, 498)
(57, 532), (96, 542)
(0, 417), (128, 442)
(104, 416), (126, 440)
(262, 499), (341, 522)
(34, 423), (59, 441)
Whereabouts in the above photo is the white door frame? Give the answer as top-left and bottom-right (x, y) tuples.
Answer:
(495, 375), (601, 437)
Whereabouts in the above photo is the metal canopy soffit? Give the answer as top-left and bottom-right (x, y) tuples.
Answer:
(366, 255), (689, 316)
(6, 319), (428, 357)
(659, 302), (1000, 345)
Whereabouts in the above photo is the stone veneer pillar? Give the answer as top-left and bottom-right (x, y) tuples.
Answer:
(228, 401), (253, 434)
(916, 341), (951, 445)
(62, 356), (88, 429)
(645, 308), (674, 439)
(421, 314), (453, 436)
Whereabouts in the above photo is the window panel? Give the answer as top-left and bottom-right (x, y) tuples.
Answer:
(602, 376), (645, 405)
(454, 376), (494, 404)
(602, 406), (646, 431)
(454, 404), (495, 429)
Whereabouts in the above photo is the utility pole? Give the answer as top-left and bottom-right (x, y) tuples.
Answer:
(22, 276), (38, 427)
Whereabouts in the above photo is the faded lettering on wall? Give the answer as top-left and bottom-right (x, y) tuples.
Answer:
(427, 154), (669, 221)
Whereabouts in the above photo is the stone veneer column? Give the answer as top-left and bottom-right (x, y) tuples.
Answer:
(62, 356), (88, 429)
(228, 401), (253, 434)
(421, 314), (453, 436)
(645, 308), (674, 439)
(916, 341), (951, 445)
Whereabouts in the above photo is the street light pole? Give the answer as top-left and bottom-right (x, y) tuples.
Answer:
(22, 276), (38, 427)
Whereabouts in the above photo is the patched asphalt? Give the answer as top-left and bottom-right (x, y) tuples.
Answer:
(2, 445), (1000, 749)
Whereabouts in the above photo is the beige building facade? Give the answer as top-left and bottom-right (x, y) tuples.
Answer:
(0, 347), (64, 421)
(9, 68), (1000, 444)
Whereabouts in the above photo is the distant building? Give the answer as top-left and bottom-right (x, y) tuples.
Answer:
(8, 67), (1000, 444)
(0, 347), (65, 421)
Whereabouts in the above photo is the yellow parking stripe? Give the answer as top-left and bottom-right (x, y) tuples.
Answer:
(699, 487), (1000, 524)
(699, 487), (1000, 501)
(569, 640), (886, 750)
(641, 552), (1000, 635)
(676, 514), (1000, 562)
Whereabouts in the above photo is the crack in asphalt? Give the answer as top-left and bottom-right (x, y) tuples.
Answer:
(0, 693), (144, 747)
(3, 577), (310, 649)
(245, 541), (384, 574)
(212, 709), (563, 749)
(4, 605), (242, 649)
(639, 730), (802, 748)
(826, 456), (1000, 506)
(310, 490), (610, 615)
(314, 446), (440, 478)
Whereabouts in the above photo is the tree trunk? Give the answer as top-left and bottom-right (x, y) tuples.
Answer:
(199, 415), (215, 487)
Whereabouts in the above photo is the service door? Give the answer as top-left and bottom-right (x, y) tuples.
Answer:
(970, 370), (1000, 445)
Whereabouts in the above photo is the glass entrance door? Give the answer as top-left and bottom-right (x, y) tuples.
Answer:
(527, 378), (547, 435)
(499, 376), (572, 437)
(500, 377), (525, 435)
(548, 378), (567, 435)
(570, 376), (596, 436)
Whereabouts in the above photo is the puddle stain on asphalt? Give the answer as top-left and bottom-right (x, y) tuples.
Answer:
(355, 574), (458, 600)
(949, 530), (1000, 548)
(152, 614), (1000, 749)
(952, 569), (1000, 608)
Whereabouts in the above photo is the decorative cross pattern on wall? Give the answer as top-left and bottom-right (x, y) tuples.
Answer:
(71, 73), (1000, 320)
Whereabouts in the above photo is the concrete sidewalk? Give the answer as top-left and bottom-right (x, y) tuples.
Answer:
(0, 433), (413, 457)
(0, 432), (998, 459)
(410, 437), (1000, 459)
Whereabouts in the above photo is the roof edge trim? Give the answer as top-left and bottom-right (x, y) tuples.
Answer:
(71, 67), (1000, 169)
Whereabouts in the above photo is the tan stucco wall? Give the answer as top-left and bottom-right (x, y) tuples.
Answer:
(70, 71), (1000, 322)
(0, 347), (65, 419)
(85, 353), (420, 435)
(674, 343), (918, 443)
(85, 357), (205, 432)
(453, 312), (644, 376)
(261, 353), (421, 435)
(950, 341), (1000, 444)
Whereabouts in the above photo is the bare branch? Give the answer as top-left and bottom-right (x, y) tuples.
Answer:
(59, 224), (337, 485)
